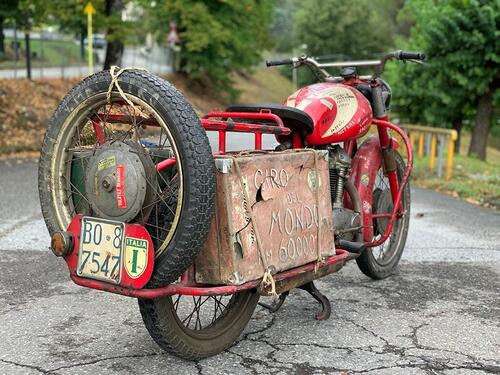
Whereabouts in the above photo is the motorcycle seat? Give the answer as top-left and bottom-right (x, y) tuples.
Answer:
(225, 103), (314, 134)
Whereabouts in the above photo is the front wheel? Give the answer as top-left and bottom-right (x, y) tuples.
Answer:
(138, 290), (260, 359)
(356, 151), (410, 279)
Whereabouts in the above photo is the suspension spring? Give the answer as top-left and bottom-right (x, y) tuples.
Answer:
(329, 168), (339, 203)
(334, 167), (348, 205)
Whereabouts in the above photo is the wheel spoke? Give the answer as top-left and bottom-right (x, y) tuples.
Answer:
(54, 96), (184, 271)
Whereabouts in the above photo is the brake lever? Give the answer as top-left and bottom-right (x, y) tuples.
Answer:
(407, 59), (426, 65)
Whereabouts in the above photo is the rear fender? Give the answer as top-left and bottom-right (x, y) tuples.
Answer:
(348, 135), (400, 242)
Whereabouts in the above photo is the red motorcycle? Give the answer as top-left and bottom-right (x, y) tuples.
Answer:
(39, 50), (424, 359)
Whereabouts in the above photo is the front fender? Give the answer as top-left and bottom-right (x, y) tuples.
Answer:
(348, 135), (399, 242)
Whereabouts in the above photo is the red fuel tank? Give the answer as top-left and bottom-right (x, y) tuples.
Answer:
(285, 83), (373, 145)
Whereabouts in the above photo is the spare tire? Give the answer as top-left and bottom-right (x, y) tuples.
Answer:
(38, 70), (215, 287)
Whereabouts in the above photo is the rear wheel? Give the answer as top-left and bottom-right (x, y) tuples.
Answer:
(356, 151), (410, 279)
(138, 290), (259, 359)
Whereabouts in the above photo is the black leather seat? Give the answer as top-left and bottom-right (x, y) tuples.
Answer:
(225, 103), (314, 134)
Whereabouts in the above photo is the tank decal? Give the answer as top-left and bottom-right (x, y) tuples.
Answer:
(296, 99), (312, 111)
(321, 87), (358, 138)
(285, 83), (372, 145)
(285, 89), (301, 107)
(319, 99), (333, 110)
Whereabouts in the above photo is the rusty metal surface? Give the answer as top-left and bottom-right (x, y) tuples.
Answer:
(195, 149), (335, 285)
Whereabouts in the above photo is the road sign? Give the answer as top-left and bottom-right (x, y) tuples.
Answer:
(84, 2), (96, 15)
(167, 21), (180, 46)
(84, 2), (96, 75)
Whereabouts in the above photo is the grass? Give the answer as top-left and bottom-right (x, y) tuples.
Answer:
(233, 68), (294, 104)
(410, 132), (500, 210)
(0, 37), (84, 69)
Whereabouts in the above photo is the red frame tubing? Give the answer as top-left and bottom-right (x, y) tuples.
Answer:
(369, 119), (412, 247)
(350, 120), (412, 248)
(92, 119), (106, 145)
(90, 111), (291, 169)
(201, 110), (290, 154)
(69, 249), (350, 298)
(377, 117), (400, 205)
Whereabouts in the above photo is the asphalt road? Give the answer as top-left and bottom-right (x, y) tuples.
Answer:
(0, 48), (171, 80)
(0, 157), (499, 375)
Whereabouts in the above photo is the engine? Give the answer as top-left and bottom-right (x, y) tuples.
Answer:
(328, 145), (361, 241)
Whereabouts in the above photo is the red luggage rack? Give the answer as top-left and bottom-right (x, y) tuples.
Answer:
(201, 109), (290, 153)
(71, 109), (355, 298)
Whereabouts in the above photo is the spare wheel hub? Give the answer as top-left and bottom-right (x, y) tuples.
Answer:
(85, 141), (156, 222)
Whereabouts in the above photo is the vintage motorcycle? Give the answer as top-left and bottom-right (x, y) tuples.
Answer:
(39, 50), (424, 359)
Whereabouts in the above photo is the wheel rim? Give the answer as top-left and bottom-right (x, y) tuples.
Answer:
(370, 168), (407, 266)
(50, 93), (183, 257)
(169, 294), (243, 337)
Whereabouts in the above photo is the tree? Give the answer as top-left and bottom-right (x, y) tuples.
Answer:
(270, 0), (298, 53)
(388, 0), (499, 160)
(44, 0), (94, 61)
(292, 0), (399, 60)
(103, 0), (125, 69)
(140, 0), (273, 97)
(290, 0), (404, 87)
(0, 0), (20, 59)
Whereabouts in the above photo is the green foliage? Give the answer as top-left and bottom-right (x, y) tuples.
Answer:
(293, 0), (399, 59)
(290, 0), (404, 86)
(270, 0), (298, 53)
(140, 0), (273, 97)
(387, 0), (499, 130)
(0, 0), (20, 19)
(43, 0), (91, 35)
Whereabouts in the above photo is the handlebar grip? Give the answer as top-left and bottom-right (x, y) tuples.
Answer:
(265, 58), (293, 67)
(395, 50), (426, 61)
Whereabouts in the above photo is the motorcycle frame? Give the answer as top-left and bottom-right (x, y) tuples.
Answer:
(69, 97), (412, 298)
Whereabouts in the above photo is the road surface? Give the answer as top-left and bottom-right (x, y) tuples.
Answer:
(0, 157), (499, 375)
(0, 47), (172, 79)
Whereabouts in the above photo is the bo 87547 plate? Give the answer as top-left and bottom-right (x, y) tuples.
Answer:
(77, 217), (125, 284)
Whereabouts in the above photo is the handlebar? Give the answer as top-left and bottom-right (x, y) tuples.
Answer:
(265, 58), (293, 67)
(394, 50), (426, 61)
(265, 50), (425, 81)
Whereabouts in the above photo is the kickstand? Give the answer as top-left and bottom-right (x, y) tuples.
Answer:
(258, 291), (289, 313)
(298, 281), (331, 321)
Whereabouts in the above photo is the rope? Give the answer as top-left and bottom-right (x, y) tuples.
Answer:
(308, 149), (324, 271)
(262, 269), (277, 297)
(230, 156), (278, 297)
(106, 65), (147, 106)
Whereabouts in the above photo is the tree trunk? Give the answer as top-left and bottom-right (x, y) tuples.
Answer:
(24, 31), (31, 80)
(0, 16), (5, 59)
(452, 118), (463, 154)
(80, 29), (85, 62)
(468, 86), (494, 160)
(103, 0), (124, 70)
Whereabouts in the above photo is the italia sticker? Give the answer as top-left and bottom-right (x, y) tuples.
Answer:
(124, 237), (148, 278)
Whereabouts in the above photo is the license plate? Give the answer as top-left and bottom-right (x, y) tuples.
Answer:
(77, 217), (125, 284)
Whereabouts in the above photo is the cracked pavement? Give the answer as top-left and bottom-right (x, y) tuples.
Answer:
(0, 158), (499, 375)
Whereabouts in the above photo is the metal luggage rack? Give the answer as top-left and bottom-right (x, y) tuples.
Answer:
(200, 109), (291, 153)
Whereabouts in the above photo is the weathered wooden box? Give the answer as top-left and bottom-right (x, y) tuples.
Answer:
(195, 149), (335, 285)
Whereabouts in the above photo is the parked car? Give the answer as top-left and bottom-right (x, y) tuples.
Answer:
(83, 34), (107, 49)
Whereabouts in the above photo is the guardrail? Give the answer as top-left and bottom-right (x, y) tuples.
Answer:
(399, 124), (458, 180)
